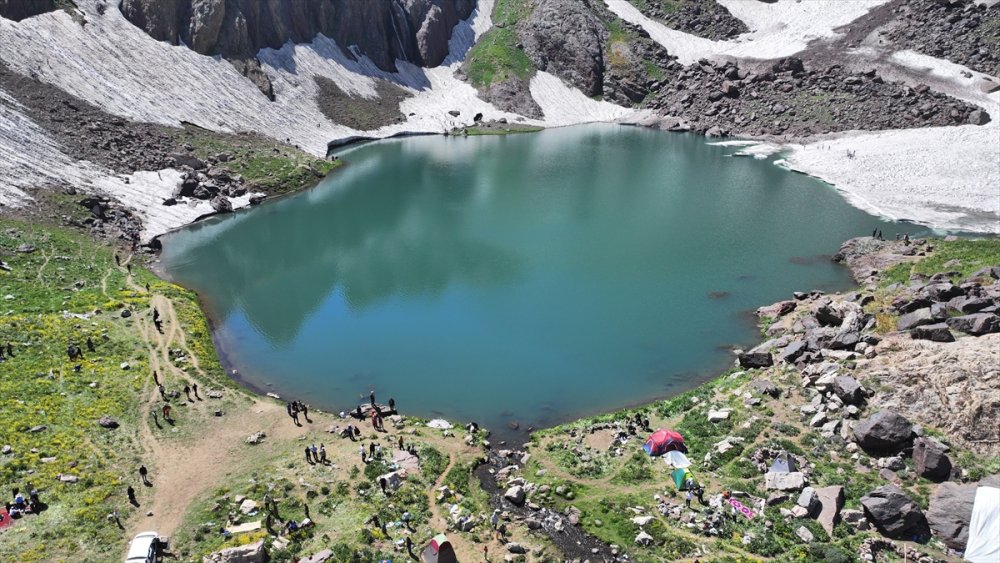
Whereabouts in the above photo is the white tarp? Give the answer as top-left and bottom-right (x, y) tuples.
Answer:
(663, 450), (692, 469)
(965, 486), (1000, 563)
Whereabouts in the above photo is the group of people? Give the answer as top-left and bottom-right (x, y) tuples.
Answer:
(3, 486), (41, 519)
(871, 228), (911, 243)
(286, 400), (310, 426)
(303, 443), (328, 465)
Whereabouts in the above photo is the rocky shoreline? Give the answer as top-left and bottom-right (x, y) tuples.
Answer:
(465, 236), (999, 562)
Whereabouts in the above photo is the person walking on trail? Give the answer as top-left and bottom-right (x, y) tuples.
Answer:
(301, 403), (310, 422)
(402, 511), (412, 531)
(483, 544), (489, 561)
(398, 435), (404, 450)
(310, 444), (318, 461)
(152, 370), (159, 385)
(158, 384), (166, 400)
(139, 465), (149, 486)
(183, 385), (191, 401)
(192, 382), (198, 398)
(162, 404), (171, 421)
(319, 444), (327, 463)
(375, 443), (383, 460)
(346, 424), (355, 441)
(359, 444), (366, 464)
(127, 486), (138, 506)
(379, 477), (387, 495)
(686, 489), (693, 508)
(369, 442), (376, 459)
(291, 407), (300, 426)
(304, 446), (313, 464)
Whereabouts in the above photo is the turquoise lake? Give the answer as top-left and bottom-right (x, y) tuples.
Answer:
(160, 124), (915, 436)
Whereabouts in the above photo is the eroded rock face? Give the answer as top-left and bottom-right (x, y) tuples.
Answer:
(927, 476), (1000, 549)
(119, 0), (475, 71)
(0, 0), (55, 22)
(519, 0), (608, 97)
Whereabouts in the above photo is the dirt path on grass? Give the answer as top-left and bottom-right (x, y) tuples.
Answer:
(111, 261), (302, 540)
(427, 453), (456, 532)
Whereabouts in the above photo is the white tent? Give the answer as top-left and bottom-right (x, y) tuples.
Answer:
(662, 450), (692, 469)
(965, 486), (1000, 563)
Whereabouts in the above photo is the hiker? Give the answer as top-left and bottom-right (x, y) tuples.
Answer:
(86, 337), (94, 353)
(139, 465), (149, 486)
(158, 384), (166, 400)
(152, 370), (159, 385)
(398, 435), (404, 450)
(379, 477), (387, 494)
(183, 385), (191, 401)
(304, 446), (312, 464)
(375, 443), (382, 459)
(686, 489), (693, 508)
(151, 409), (158, 425)
(127, 486), (137, 506)
(292, 408), (300, 426)
(162, 404), (171, 420)
(153, 308), (159, 322)
(904, 232), (910, 243)
(877, 229), (884, 241)
(388, 397), (395, 411)
(319, 444), (327, 463)
(346, 424), (355, 441)
(192, 382), (198, 398)
(872, 228), (877, 239)
(369, 442), (376, 459)
(402, 511), (412, 531)
(154, 318), (163, 334)
(115, 254), (120, 266)
(353, 426), (361, 439)
(697, 486), (706, 505)
(371, 411), (378, 430)
(355, 405), (362, 418)
(310, 444), (318, 461)
(491, 509), (500, 531)
(483, 545), (488, 561)
(369, 390), (376, 407)
(301, 403), (310, 422)
(286, 402), (294, 417)
(368, 513), (380, 530)
(127, 264), (132, 274)
(359, 445), (366, 464)
(405, 536), (414, 553)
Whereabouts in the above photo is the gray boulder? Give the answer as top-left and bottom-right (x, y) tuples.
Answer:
(912, 437), (951, 480)
(947, 313), (1000, 336)
(927, 476), (1000, 549)
(815, 485), (845, 536)
(897, 308), (935, 330)
(749, 379), (780, 398)
(765, 471), (806, 491)
(853, 410), (915, 454)
(860, 485), (928, 540)
(779, 340), (807, 363)
(210, 196), (233, 214)
(97, 416), (120, 429)
(910, 323), (955, 342)
(796, 487), (820, 516)
(504, 485), (526, 506)
(203, 539), (265, 563)
(832, 376), (864, 405)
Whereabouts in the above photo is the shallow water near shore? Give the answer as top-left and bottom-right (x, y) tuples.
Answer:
(160, 124), (915, 437)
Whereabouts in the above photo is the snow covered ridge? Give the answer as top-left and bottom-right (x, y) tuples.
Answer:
(0, 0), (998, 238)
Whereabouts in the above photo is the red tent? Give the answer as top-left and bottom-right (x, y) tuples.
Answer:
(643, 429), (685, 456)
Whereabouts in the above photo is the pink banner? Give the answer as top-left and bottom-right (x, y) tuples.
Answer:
(728, 498), (756, 519)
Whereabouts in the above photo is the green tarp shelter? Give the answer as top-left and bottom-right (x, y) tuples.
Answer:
(672, 467), (693, 490)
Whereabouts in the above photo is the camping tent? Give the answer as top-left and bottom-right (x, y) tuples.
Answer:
(965, 486), (1000, 563)
(422, 533), (458, 563)
(769, 451), (797, 473)
(643, 429), (685, 456)
(663, 450), (692, 468)
(672, 468), (694, 490)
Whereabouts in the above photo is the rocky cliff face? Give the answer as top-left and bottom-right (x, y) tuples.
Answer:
(0, 0), (54, 21)
(118, 0), (475, 71)
(520, 0), (607, 98)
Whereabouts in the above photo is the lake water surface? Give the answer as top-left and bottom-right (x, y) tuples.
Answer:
(160, 124), (913, 435)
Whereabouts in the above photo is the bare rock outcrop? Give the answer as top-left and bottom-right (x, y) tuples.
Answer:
(0, 0), (54, 21)
(519, 0), (608, 97)
(119, 0), (475, 72)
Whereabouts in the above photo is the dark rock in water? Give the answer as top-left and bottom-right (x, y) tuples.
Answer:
(853, 410), (915, 454)
(910, 323), (955, 342)
(832, 376), (864, 405)
(738, 351), (773, 369)
(861, 485), (929, 540)
(897, 308), (935, 330)
(98, 416), (120, 429)
(210, 196), (233, 214)
(912, 437), (951, 480)
(947, 313), (1000, 335)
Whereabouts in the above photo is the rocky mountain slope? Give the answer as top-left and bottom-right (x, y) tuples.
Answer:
(119, 0), (475, 71)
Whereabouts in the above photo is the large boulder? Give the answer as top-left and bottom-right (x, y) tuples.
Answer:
(765, 471), (806, 491)
(910, 323), (955, 342)
(927, 476), (1000, 549)
(738, 351), (773, 369)
(947, 313), (1000, 336)
(519, 0), (608, 97)
(202, 539), (265, 563)
(815, 485), (845, 536)
(832, 376), (864, 405)
(897, 308), (935, 331)
(860, 485), (928, 540)
(504, 485), (526, 506)
(853, 410), (915, 454)
(912, 437), (951, 480)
